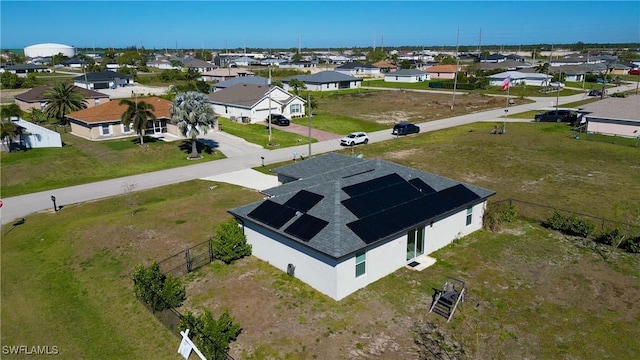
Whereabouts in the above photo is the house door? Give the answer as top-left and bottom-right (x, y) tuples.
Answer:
(406, 227), (425, 262)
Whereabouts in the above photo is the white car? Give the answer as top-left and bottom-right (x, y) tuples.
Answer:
(340, 132), (369, 146)
(549, 81), (565, 89)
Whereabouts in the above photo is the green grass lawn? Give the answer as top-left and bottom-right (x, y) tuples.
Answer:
(0, 180), (264, 359)
(0, 132), (225, 197)
(218, 117), (319, 148)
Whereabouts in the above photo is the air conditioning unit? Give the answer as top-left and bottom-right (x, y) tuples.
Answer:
(287, 263), (295, 277)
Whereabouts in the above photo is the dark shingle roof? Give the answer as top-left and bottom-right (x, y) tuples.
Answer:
(229, 153), (494, 260)
(214, 76), (269, 89)
(14, 85), (109, 102)
(282, 71), (361, 84)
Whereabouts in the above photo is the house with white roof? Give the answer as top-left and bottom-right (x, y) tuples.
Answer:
(228, 153), (494, 300)
(487, 71), (552, 87)
(384, 69), (430, 83)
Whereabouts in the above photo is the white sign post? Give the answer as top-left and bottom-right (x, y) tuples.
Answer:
(178, 329), (207, 360)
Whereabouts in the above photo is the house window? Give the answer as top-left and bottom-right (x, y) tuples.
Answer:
(466, 206), (473, 226)
(101, 124), (110, 135)
(355, 250), (366, 277)
(122, 122), (131, 133)
(290, 103), (302, 114)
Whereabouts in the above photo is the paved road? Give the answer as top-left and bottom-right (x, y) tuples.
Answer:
(2, 83), (637, 224)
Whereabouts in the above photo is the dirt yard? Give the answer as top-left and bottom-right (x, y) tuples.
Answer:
(318, 91), (509, 125)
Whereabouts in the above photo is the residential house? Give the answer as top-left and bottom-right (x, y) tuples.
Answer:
(334, 62), (381, 78)
(61, 58), (88, 69)
(0, 64), (50, 77)
(182, 58), (217, 73)
(213, 76), (269, 92)
(282, 71), (362, 92)
(66, 96), (181, 140)
(0, 118), (62, 151)
(200, 68), (255, 82)
(232, 56), (260, 67)
(279, 60), (318, 70)
(372, 61), (397, 74)
(384, 69), (429, 83)
(73, 71), (134, 90)
(228, 153), (494, 300)
(475, 59), (533, 72)
(206, 84), (306, 123)
(479, 53), (506, 63)
(488, 71), (552, 87)
(578, 95), (640, 138)
(14, 85), (110, 112)
(425, 65), (461, 80)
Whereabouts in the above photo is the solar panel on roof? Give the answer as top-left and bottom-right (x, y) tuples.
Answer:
(284, 214), (329, 242)
(437, 184), (480, 206)
(342, 173), (405, 197)
(342, 181), (424, 218)
(247, 200), (297, 229)
(408, 178), (436, 195)
(347, 184), (481, 244)
(284, 190), (324, 213)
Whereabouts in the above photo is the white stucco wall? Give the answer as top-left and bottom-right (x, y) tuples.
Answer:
(586, 118), (640, 138)
(239, 200), (487, 301)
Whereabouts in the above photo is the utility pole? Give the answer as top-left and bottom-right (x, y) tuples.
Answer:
(451, 26), (460, 110)
(307, 92), (311, 157)
(268, 66), (272, 144)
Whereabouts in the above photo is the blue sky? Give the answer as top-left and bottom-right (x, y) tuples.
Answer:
(1, 1), (639, 50)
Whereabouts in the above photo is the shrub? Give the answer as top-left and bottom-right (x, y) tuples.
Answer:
(211, 218), (252, 264)
(499, 203), (518, 223)
(595, 228), (623, 246)
(132, 262), (185, 312)
(483, 206), (502, 232)
(179, 309), (242, 360)
(622, 235), (640, 254)
(544, 211), (595, 238)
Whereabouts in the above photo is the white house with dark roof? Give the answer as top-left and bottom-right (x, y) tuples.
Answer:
(334, 61), (381, 77)
(384, 69), (430, 83)
(73, 71), (133, 90)
(206, 83), (305, 123)
(0, 64), (50, 77)
(228, 153), (494, 300)
(282, 71), (362, 92)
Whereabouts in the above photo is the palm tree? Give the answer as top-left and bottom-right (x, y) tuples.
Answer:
(170, 91), (216, 159)
(0, 118), (18, 152)
(0, 104), (22, 152)
(43, 82), (87, 126)
(119, 99), (156, 145)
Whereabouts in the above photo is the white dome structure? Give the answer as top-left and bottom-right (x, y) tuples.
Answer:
(24, 43), (75, 58)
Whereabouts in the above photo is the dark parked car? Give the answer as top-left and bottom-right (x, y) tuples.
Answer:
(392, 122), (420, 136)
(267, 114), (290, 126)
(588, 89), (602, 97)
(534, 110), (577, 123)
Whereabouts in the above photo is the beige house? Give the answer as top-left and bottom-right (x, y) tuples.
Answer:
(425, 64), (461, 80)
(14, 85), (110, 112)
(66, 97), (182, 141)
(579, 95), (640, 138)
(200, 68), (255, 82)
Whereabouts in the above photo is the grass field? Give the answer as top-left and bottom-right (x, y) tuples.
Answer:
(0, 132), (225, 197)
(2, 122), (638, 359)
